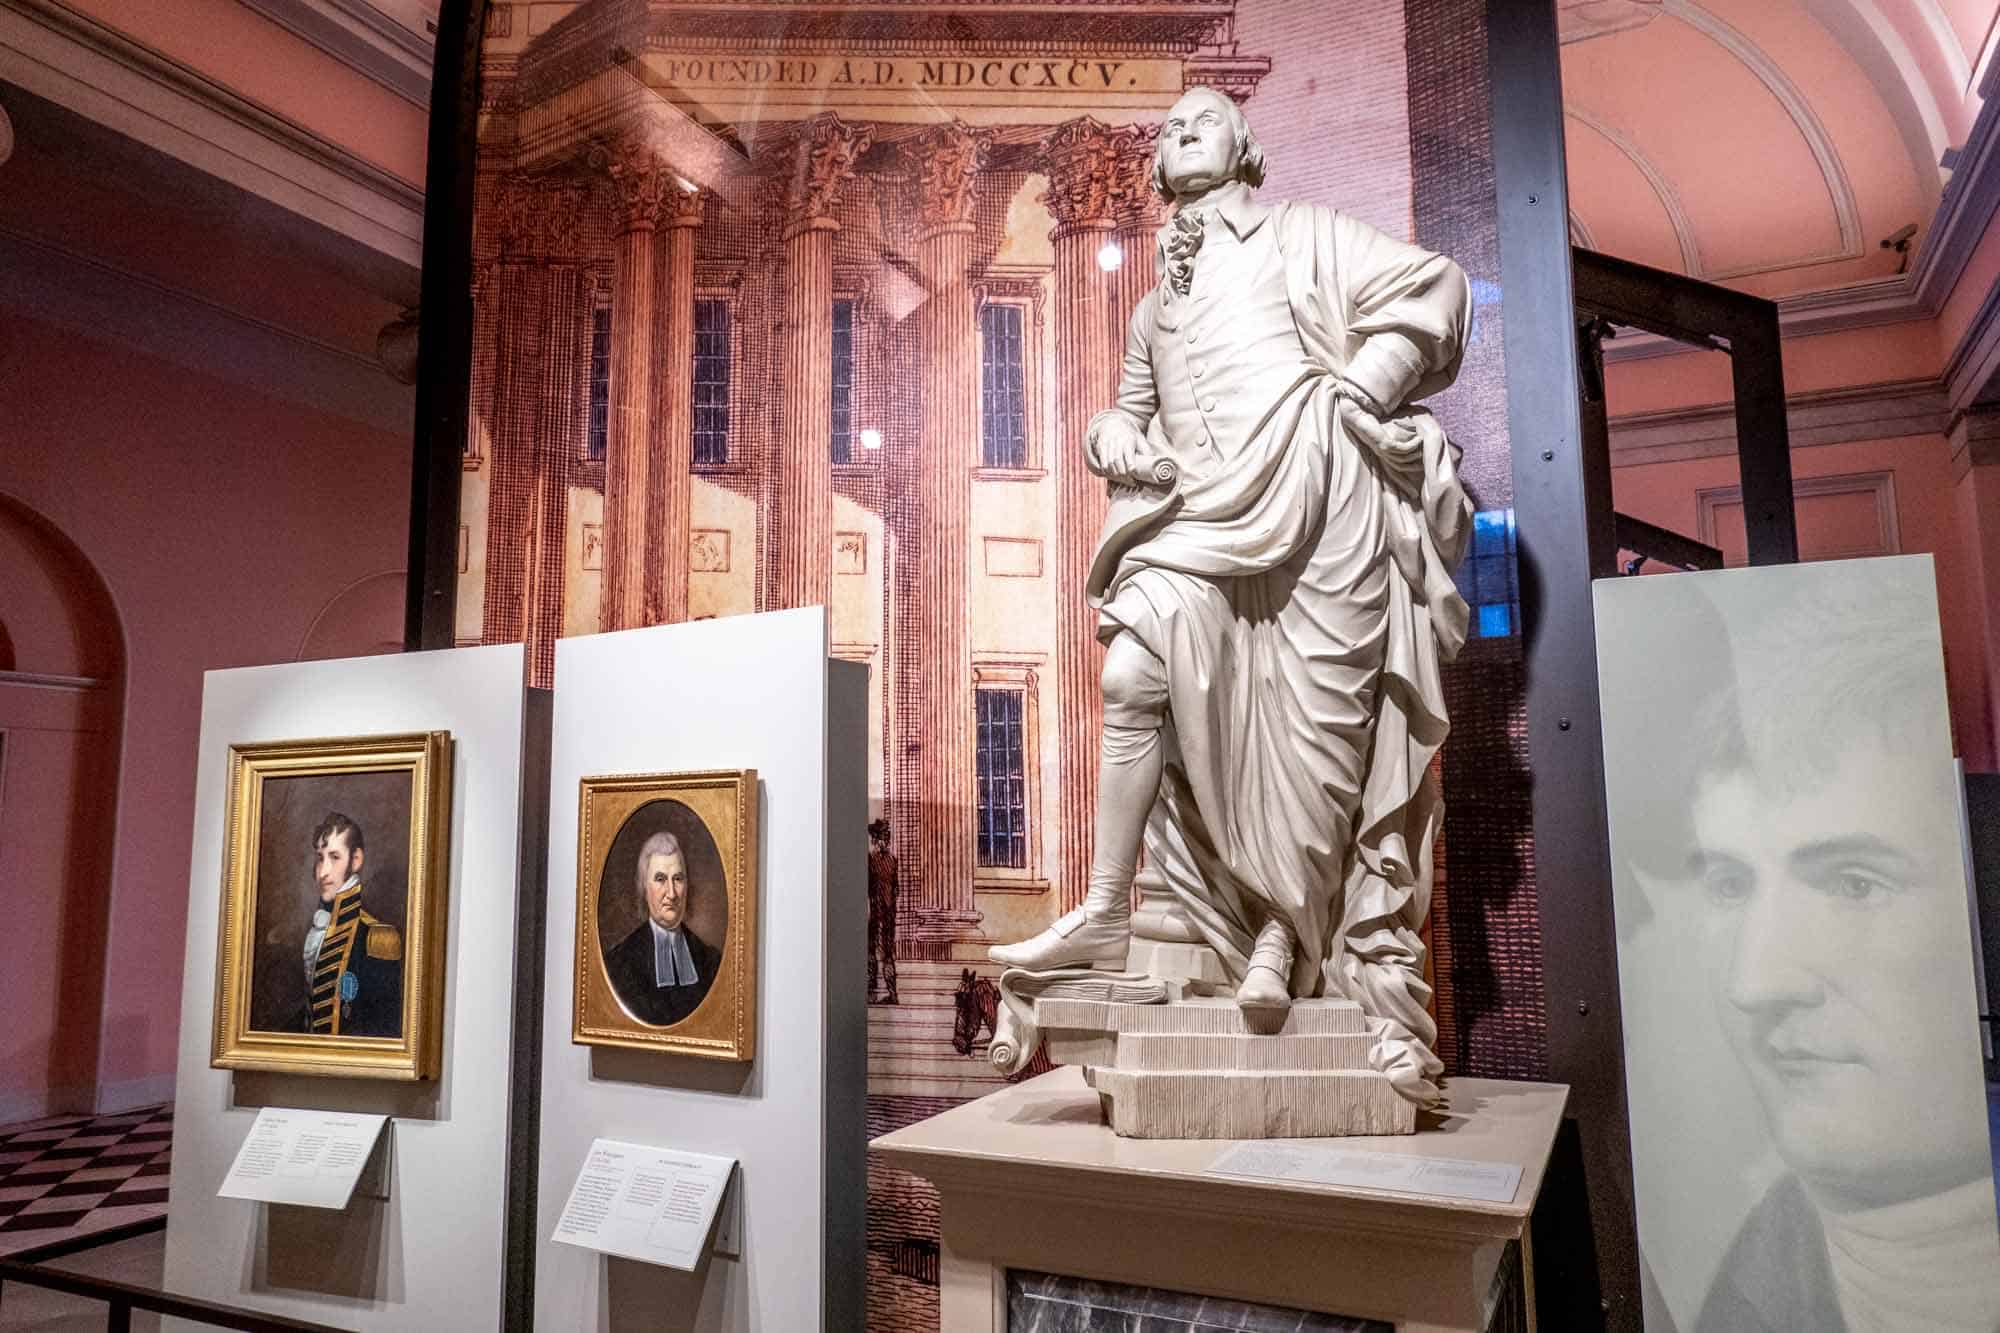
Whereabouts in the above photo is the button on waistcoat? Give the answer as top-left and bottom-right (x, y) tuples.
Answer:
(1149, 218), (1317, 460)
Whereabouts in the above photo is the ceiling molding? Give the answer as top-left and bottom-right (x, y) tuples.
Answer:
(1803, 0), (1955, 189)
(1664, 0), (1866, 275)
(1909, 0), (1974, 89)
(0, 223), (415, 434)
(1602, 86), (2000, 367)
(0, 0), (421, 266)
(236, 0), (433, 107)
(1565, 104), (1703, 275)
(1607, 375), (1949, 464)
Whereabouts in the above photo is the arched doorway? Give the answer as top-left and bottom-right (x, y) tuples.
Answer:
(0, 492), (125, 1120)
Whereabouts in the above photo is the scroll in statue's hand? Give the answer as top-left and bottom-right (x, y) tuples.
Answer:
(1085, 411), (1176, 490)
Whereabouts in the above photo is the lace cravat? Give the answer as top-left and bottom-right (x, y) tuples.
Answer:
(1163, 209), (1206, 296)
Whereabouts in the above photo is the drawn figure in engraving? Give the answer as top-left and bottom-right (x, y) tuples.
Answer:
(991, 86), (1472, 1106)
(1686, 597), (2000, 1332)
(950, 969), (999, 1056)
(297, 813), (403, 1038)
(602, 830), (719, 1027)
(867, 819), (900, 1004)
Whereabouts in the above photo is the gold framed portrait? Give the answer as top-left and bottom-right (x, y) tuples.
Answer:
(211, 731), (453, 1080)
(575, 769), (758, 1061)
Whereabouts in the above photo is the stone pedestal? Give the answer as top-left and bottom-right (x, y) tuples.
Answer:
(872, 1069), (1567, 1333)
(1037, 997), (1413, 1137)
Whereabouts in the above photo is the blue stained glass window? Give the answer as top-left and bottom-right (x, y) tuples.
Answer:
(1454, 508), (1520, 639)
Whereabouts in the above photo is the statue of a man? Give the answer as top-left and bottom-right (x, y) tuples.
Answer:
(991, 87), (1473, 1105)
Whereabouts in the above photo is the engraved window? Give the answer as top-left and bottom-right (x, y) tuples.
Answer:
(975, 687), (1028, 869)
(585, 304), (611, 461)
(831, 298), (856, 465)
(693, 299), (731, 466)
(979, 303), (1028, 469)
(1453, 508), (1520, 638)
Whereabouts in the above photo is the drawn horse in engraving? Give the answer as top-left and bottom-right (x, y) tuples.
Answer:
(950, 969), (999, 1056)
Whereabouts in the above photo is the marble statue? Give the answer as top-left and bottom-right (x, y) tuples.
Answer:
(989, 86), (1472, 1128)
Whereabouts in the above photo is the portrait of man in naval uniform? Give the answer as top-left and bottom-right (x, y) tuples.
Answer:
(295, 811), (404, 1039)
(602, 830), (720, 1027)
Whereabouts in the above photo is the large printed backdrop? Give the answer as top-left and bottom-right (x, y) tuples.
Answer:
(461, 3), (1541, 1325)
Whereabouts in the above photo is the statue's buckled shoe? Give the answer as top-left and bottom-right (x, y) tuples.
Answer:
(988, 908), (1130, 972)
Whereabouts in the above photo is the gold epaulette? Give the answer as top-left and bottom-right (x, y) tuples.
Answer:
(359, 910), (403, 962)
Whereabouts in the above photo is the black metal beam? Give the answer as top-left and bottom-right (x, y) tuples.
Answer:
(1572, 247), (1798, 566)
(404, 0), (489, 650)
(502, 686), (554, 1331)
(1613, 513), (1724, 572)
(0, 1260), (348, 1332)
(1487, 3), (1635, 1328)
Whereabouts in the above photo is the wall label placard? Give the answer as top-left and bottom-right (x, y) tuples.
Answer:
(552, 1139), (736, 1271)
(1207, 1141), (1522, 1205)
(217, 1108), (390, 1209)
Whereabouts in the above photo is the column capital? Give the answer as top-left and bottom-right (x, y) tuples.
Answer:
(590, 135), (679, 234)
(659, 183), (708, 231)
(906, 120), (993, 235)
(490, 172), (589, 259)
(771, 112), (873, 239)
(1038, 117), (1122, 235)
(1109, 125), (1165, 230)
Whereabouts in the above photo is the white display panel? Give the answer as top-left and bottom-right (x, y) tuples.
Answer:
(1594, 558), (2000, 1332)
(164, 644), (525, 1330)
(537, 608), (866, 1331)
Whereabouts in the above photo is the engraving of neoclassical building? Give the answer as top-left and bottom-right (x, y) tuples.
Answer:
(460, 0), (1272, 988)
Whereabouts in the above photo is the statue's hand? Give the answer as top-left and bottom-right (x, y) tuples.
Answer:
(1335, 382), (1411, 456)
(1084, 410), (1155, 485)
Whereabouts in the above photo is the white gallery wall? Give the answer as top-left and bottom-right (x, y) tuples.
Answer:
(536, 608), (868, 1331)
(164, 644), (526, 1329)
(1594, 557), (2000, 1332)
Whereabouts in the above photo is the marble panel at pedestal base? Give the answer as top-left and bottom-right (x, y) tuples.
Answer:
(1005, 1270), (1389, 1332)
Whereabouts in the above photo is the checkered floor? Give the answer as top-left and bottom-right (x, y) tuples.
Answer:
(0, 1105), (171, 1257)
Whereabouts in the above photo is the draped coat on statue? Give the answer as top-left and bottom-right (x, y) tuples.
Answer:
(1086, 194), (1472, 1103)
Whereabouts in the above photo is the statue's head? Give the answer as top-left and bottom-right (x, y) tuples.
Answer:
(1151, 86), (1265, 203)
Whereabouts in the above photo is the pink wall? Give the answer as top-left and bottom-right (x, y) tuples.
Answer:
(0, 500), (122, 1122)
(1611, 430), (1992, 768)
(1607, 320), (1946, 416)
(62, 0), (427, 189)
(1954, 462), (2000, 766)
(0, 311), (408, 1114)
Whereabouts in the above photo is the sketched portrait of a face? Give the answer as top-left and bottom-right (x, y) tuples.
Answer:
(1596, 559), (1999, 1332)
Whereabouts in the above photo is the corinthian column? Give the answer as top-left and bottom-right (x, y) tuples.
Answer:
(908, 121), (992, 943)
(482, 173), (589, 687)
(1040, 118), (1123, 912)
(593, 137), (673, 632)
(771, 113), (872, 610)
(1110, 125), (1164, 332)
(648, 185), (705, 625)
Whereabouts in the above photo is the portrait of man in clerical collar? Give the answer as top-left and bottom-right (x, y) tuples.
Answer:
(1596, 560), (2000, 1333)
(576, 773), (755, 1060)
(601, 829), (719, 1027)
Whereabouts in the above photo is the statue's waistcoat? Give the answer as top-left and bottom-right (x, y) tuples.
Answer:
(1148, 213), (1317, 462)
